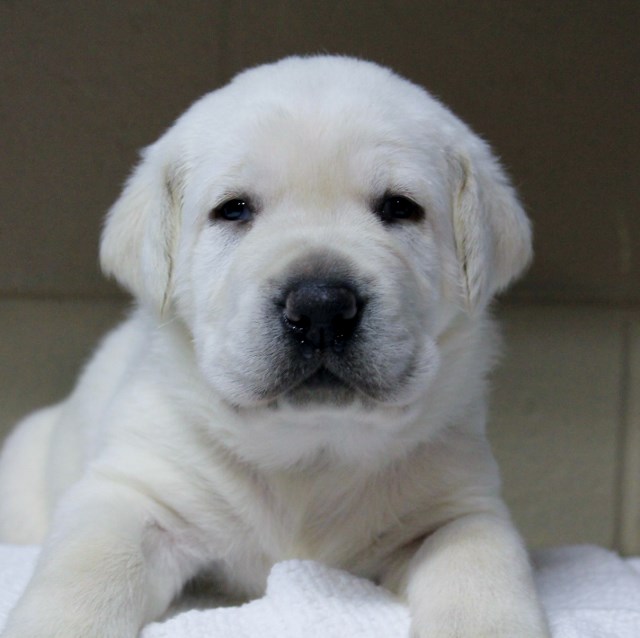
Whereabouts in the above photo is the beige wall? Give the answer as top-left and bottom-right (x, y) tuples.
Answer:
(1, 1), (638, 302)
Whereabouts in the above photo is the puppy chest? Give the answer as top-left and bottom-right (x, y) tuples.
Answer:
(248, 468), (431, 574)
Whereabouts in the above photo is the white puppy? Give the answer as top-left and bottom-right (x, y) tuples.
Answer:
(0, 56), (550, 637)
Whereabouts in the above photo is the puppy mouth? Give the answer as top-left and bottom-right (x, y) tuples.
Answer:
(296, 366), (345, 390)
(280, 364), (359, 407)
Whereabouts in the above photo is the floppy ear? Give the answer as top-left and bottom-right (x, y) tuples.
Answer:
(100, 139), (181, 312)
(450, 151), (532, 313)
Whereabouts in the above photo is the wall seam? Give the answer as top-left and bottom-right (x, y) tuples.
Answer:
(614, 313), (640, 554)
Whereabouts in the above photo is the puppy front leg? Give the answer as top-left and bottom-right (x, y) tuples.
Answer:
(2, 472), (198, 638)
(402, 512), (550, 638)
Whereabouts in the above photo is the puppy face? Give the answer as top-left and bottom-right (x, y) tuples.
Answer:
(100, 56), (531, 414)
(182, 103), (450, 410)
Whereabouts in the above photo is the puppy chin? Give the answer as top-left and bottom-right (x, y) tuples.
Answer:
(279, 367), (360, 407)
(203, 367), (355, 410)
(206, 338), (441, 414)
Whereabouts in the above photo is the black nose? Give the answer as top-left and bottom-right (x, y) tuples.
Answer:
(281, 280), (363, 357)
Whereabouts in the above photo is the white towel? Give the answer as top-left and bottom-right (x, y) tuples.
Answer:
(534, 546), (640, 637)
(1, 544), (639, 636)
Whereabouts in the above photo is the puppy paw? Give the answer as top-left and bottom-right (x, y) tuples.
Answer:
(409, 612), (551, 638)
(410, 624), (551, 638)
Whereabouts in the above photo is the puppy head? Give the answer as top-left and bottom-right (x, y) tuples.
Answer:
(100, 56), (531, 414)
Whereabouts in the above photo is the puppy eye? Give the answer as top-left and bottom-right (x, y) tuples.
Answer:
(211, 198), (254, 223)
(377, 195), (424, 224)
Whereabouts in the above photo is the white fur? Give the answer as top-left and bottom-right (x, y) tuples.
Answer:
(0, 56), (548, 637)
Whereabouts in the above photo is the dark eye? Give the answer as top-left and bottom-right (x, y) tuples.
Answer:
(211, 198), (254, 222)
(377, 195), (424, 223)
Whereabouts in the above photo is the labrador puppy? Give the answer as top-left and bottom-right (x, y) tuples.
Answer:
(0, 56), (550, 637)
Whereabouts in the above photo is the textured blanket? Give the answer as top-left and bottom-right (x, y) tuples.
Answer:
(0, 545), (639, 636)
